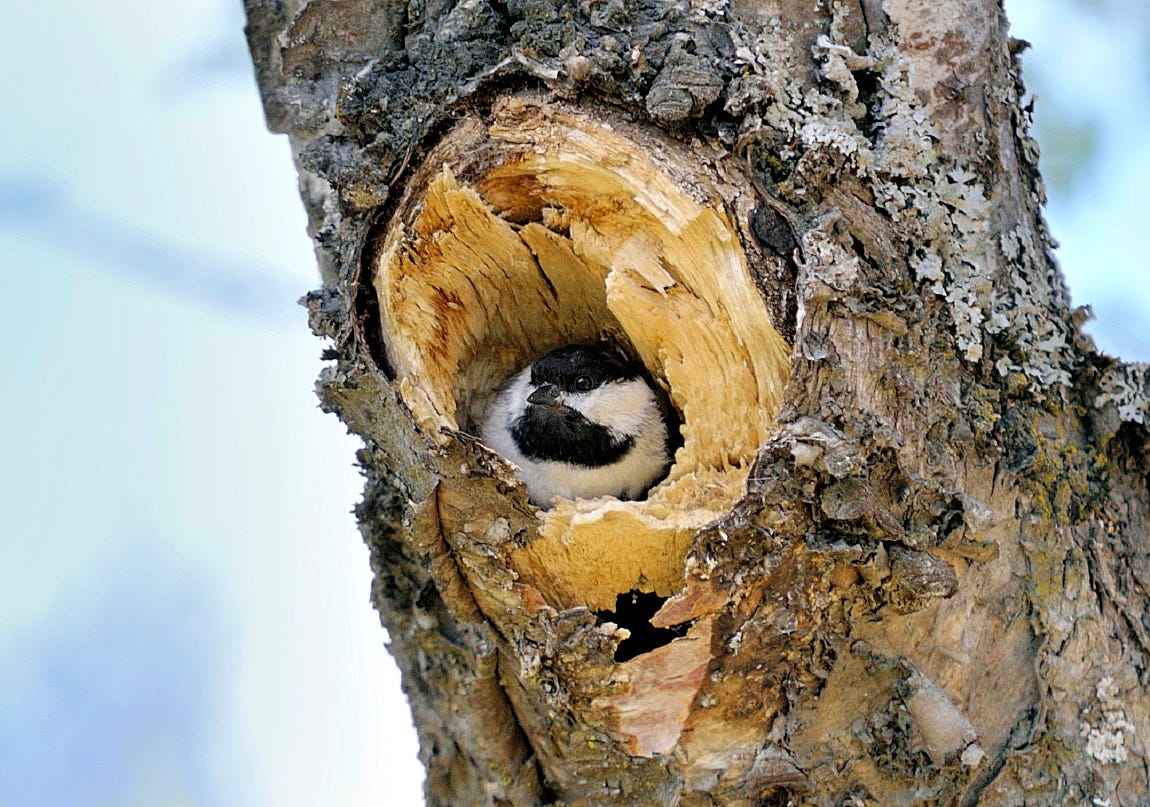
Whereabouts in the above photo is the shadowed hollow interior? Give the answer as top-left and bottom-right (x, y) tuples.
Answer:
(372, 100), (791, 611)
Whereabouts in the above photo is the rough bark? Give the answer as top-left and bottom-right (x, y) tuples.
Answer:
(245, 0), (1150, 804)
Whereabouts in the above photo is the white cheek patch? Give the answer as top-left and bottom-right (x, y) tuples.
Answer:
(564, 380), (659, 437)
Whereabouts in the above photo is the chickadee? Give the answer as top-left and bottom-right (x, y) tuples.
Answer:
(481, 344), (675, 506)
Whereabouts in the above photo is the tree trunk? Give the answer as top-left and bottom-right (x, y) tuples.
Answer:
(244, 0), (1150, 804)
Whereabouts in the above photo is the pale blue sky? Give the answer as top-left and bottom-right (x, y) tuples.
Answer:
(1, 1), (421, 805)
(1009, 0), (1150, 357)
(0, 2), (1144, 806)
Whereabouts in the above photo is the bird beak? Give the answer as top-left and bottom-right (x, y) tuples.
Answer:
(528, 383), (563, 408)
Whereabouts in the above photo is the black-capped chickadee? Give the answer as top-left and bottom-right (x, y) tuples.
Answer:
(481, 344), (676, 506)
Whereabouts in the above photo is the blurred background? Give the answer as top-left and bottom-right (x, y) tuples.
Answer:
(0, 1), (1145, 805)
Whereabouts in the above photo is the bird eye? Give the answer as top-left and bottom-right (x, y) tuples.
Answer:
(574, 375), (594, 392)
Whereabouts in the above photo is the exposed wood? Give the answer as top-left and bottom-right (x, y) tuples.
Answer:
(373, 99), (790, 619)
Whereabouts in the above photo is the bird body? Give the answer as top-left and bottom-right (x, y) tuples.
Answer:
(482, 345), (674, 506)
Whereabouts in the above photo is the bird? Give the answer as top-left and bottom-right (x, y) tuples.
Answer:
(481, 344), (676, 506)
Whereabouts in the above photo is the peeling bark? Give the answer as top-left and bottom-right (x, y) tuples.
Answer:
(250, 0), (1150, 804)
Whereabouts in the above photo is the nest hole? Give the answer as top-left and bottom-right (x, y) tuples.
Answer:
(372, 98), (791, 612)
(595, 590), (696, 663)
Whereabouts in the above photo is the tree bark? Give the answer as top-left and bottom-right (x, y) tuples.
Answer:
(244, 0), (1150, 804)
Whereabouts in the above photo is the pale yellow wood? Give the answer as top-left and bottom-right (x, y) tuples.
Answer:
(374, 100), (791, 612)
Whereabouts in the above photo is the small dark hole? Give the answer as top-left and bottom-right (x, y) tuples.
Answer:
(756, 788), (795, 807)
(854, 67), (882, 140)
(594, 590), (695, 663)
